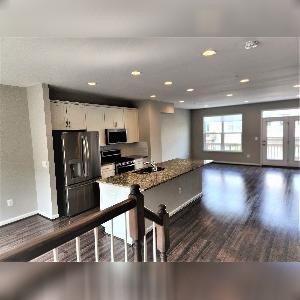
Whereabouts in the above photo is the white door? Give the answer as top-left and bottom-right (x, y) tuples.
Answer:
(262, 116), (300, 167)
(124, 108), (139, 143)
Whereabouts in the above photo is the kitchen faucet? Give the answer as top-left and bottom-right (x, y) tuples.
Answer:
(144, 161), (158, 172)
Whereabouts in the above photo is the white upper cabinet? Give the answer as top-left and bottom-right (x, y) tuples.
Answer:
(50, 101), (68, 130)
(50, 101), (139, 144)
(103, 107), (125, 129)
(66, 103), (86, 130)
(85, 105), (106, 146)
(124, 108), (139, 143)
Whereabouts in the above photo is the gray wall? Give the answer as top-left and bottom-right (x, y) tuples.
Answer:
(191, 99), (299, 164)
(161, 109), (191, 161)
(0, 85), (37, 224)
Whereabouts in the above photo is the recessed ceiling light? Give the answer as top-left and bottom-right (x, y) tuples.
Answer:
(150, 95), (156, 98)
(186, 88), (194, 92)
(293, 84), (300, 88)
(179, 100), (185, 103)
(204, 104), (209, 107)
(226, 94), (233, 97)
(88, 82), (96, 86)
(202, 49), (217, 57)
(131, 70), (141, 76)
(240, 78), (250, 83)
(244, 40), (260, 50)
(244, 100), (249, 103)
(164, 81), (173, 86)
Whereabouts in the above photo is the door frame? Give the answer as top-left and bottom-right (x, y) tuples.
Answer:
(260, 116), (300, 167)
(288, 116), (300, 167)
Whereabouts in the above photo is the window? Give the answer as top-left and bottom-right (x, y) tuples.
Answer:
(262, 108), (300, 118)
(203, 114), (242, 152)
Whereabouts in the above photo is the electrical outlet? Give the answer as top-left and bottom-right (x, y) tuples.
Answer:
(42, 161), (49, 168)
(178, 187), (182, 194)
(254, 137), (259, 141)
(246, 154), (251, 158)
(7, 199), (14, 207)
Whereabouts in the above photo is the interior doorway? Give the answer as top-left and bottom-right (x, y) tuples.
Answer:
(261, 109), (300, 167)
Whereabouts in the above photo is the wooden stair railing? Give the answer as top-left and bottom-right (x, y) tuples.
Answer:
(0, 184), (170, 262)
(144, 205), (170, 262)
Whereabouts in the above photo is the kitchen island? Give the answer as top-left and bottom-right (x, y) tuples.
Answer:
(97, 159), (212, 242)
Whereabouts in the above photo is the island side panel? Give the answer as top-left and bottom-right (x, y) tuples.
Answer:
(99, 183), (132, 241)
(143, 168), (202, 229)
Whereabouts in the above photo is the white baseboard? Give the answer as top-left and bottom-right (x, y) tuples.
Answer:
(0, 211), (59, 227)
(170, 192), (203, 216)
(38, 211), (59, 220)
(0, 210), (38, 227)
(214, 161), (261, 166)
(145, 192), (203, 235)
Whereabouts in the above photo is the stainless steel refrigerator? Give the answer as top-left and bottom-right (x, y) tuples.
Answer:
(52, 131), (101, 217)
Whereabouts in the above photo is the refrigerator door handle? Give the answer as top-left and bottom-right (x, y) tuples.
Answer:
(81, 135), (87, 177)
(85, 136), (90, 177)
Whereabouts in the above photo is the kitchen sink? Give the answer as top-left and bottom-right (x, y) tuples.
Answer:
(133, 166), (165, 174)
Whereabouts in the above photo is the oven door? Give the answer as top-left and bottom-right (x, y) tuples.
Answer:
(117, 163), (135, 174)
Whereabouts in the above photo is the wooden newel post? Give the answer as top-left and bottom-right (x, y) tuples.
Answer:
(128, 184), (145, 262)
(156, 204), (170, 262)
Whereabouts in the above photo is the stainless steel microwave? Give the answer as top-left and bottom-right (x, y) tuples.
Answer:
(105, 129), (127, 144)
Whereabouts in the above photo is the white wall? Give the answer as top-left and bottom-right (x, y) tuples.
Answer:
(27, 84), (58, 219)
(0, 85), (38, 225)
(161, 109), (191, 161)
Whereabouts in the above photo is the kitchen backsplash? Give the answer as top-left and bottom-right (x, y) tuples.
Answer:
(100, 141), (149, 158)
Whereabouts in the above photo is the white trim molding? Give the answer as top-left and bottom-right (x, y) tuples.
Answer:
(0, 210), (38, 227)
(170, 192), (202, 216)
(214, 161), (261, 166)
(0, 211), (59, 227)
(144, 192), (203, 235)
(38, 211), (59, 220)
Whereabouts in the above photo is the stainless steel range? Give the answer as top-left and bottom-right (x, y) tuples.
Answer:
(101, 149), (135, 174)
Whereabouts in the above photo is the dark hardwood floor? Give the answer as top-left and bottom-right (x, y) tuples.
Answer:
(0, 163), (299, 262)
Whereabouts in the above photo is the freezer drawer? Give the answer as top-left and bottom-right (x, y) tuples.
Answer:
(62, 181), (100, 217)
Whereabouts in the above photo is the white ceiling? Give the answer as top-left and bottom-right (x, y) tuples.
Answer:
(0, 0), (299, 36)
(0, 37), (299, 109)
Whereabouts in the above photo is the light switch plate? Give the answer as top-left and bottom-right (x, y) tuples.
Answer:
(7, 199), (14, 207)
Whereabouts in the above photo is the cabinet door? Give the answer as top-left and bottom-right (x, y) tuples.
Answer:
(67, 103), (86, 130)
(50, 101), (68, 130)
(85, 105), (106, 146)
(124, 108), (139, 143)
(104, 107), (124, 129)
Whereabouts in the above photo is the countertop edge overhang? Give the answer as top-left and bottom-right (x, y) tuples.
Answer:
(97, 159), (213, 191)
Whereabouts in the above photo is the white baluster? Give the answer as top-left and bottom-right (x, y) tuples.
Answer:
(94, 227), (99, 262)
(76, 237), (81, 262)
(152, 222), (157, 262)
(111, 219), (115, 262)
(53, 248), (58, 262)
(124, 213), (128, 262)
(144, 235), (147, 262)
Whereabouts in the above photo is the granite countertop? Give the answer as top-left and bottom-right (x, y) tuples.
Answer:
(98, 158), (212, 191)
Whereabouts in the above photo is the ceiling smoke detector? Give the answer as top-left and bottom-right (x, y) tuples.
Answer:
(244, 40), (260, 50)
